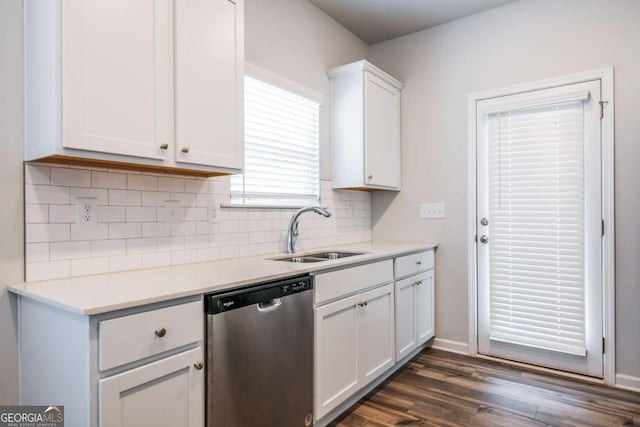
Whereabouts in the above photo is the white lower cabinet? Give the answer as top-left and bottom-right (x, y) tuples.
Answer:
(99, 347), (204, 427)
(314, 283), (395, 420)
(395, 276), (417, 359)
(415, 270), (435, 345)
(17, 297), (204, 427)
(395, 270), (435, 360)
(314, 294), (360, 418)
(358, 285), (396, 385)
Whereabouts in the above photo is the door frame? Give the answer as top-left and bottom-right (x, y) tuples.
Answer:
(466, 68), (615, 384)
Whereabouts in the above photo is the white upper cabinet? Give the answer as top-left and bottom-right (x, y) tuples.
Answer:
(328, 60), (403, 191)
(24, 0), (243, 176)
(62, 0), (171, 162)
(174, 0), (243, 170)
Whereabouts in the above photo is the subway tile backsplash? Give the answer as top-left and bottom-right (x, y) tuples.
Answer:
(24, 164), (372, 281)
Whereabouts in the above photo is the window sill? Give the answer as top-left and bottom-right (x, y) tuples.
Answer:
(220, 203), (309, 210)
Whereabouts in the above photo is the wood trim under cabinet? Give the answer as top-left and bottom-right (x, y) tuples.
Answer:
(30, 155), (232, 178)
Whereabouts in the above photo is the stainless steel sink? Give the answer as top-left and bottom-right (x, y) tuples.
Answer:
(274, 256), (328, 263)
(305, 251), (366, 260)
(271, 251), (366, 263)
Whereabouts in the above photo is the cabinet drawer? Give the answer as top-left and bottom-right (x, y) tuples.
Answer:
(99, 300), (203, 371)
(314, 260), (393, 305)
(394, 250), (434, 279)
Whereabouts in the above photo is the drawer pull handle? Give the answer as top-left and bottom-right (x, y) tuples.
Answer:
(416, 261), (422, 266)
(357, 302), (368, 307)
(159, 143), (168, 150)
(155, 327), (167, 338)
(193, 361), (204, 370)
(181, 146), (190, 154)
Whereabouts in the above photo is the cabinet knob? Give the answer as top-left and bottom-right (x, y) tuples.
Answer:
(367, 174), (373, 180)
(480, 235), (489, 244)
(181, 147), (190, 154)
(193, 361), (204, 370)
(155, 327), (167, 338)
(159, 143), (168, 150)
(416, 260), (422, 266)
(416, 281), (423, 286)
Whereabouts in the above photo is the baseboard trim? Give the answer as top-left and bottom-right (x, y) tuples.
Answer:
(431, 338), (469, 355)
(616, 374), (640, 392)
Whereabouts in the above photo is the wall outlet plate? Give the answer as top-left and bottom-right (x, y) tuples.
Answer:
(76, 197), (98, 228)
(164, 200), (182, 225)
(420, 202), (445, 219)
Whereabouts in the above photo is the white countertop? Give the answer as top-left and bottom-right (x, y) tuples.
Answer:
(8, 241), (437, 315)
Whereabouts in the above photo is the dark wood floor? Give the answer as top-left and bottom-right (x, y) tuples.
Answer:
(331, 348), (640, 427)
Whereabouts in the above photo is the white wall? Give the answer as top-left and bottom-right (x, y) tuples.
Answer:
(245, 0), (369, 179)
(369, 0), (640, 379)
(0, 0), (23, 404)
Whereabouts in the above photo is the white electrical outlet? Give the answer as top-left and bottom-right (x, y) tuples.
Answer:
(76, 197), (98, 228)
(420, 202), (445, 219)
(164, 200), (182, 225)
(207, 198), (219, 224)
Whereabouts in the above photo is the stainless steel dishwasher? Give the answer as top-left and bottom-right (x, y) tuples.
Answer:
(205, 275), (314, 427)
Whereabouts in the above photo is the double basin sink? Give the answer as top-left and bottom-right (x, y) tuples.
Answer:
(272, 251), (366, 263)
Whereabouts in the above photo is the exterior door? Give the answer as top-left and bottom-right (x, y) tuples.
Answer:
(476, 80), (603, 377)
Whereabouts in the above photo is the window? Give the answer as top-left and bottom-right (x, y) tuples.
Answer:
(231, 74), (320, 207)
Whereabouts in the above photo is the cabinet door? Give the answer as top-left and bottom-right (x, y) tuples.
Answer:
(63, 0), (171, 160)
(358, 283), (395, 387)
(314, 295), (359, 420)
(364, 72), (401, 189)
(395, 277), (417, 360)
(174, 0), (243, 170)
(416, 270), (435, 345)
(99, 347), (204, 427)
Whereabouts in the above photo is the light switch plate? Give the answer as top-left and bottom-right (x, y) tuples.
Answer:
(164, 200), (182, 225)
(420, 202), (445, 219)
(207, 198), (219, 224)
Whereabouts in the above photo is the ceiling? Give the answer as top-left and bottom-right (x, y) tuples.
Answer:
(308, 0), (518, 44)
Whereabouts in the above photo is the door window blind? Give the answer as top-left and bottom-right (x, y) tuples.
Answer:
(487, 101), (586, 356)
(231, 75), (320, 206)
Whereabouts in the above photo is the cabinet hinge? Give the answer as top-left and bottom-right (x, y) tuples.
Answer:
(599, 100), (608, 120)
(601, 219), (605, 237)
(602, 337), (605, 354)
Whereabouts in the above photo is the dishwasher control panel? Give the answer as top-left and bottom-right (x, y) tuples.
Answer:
(205, 275), (312, 314)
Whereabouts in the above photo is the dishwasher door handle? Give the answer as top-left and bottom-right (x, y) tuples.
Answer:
(257, 298), (284, 312)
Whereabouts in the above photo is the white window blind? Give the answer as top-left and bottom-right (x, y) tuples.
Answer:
(487, 101), (586, 356)
(231, 75), (320, 206)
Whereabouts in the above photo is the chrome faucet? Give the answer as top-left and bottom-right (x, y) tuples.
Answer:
(286, 206), (332, 254)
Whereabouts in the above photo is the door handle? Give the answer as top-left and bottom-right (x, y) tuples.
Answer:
(480, 235), (489, 244)
(257, 298), (284, 312)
